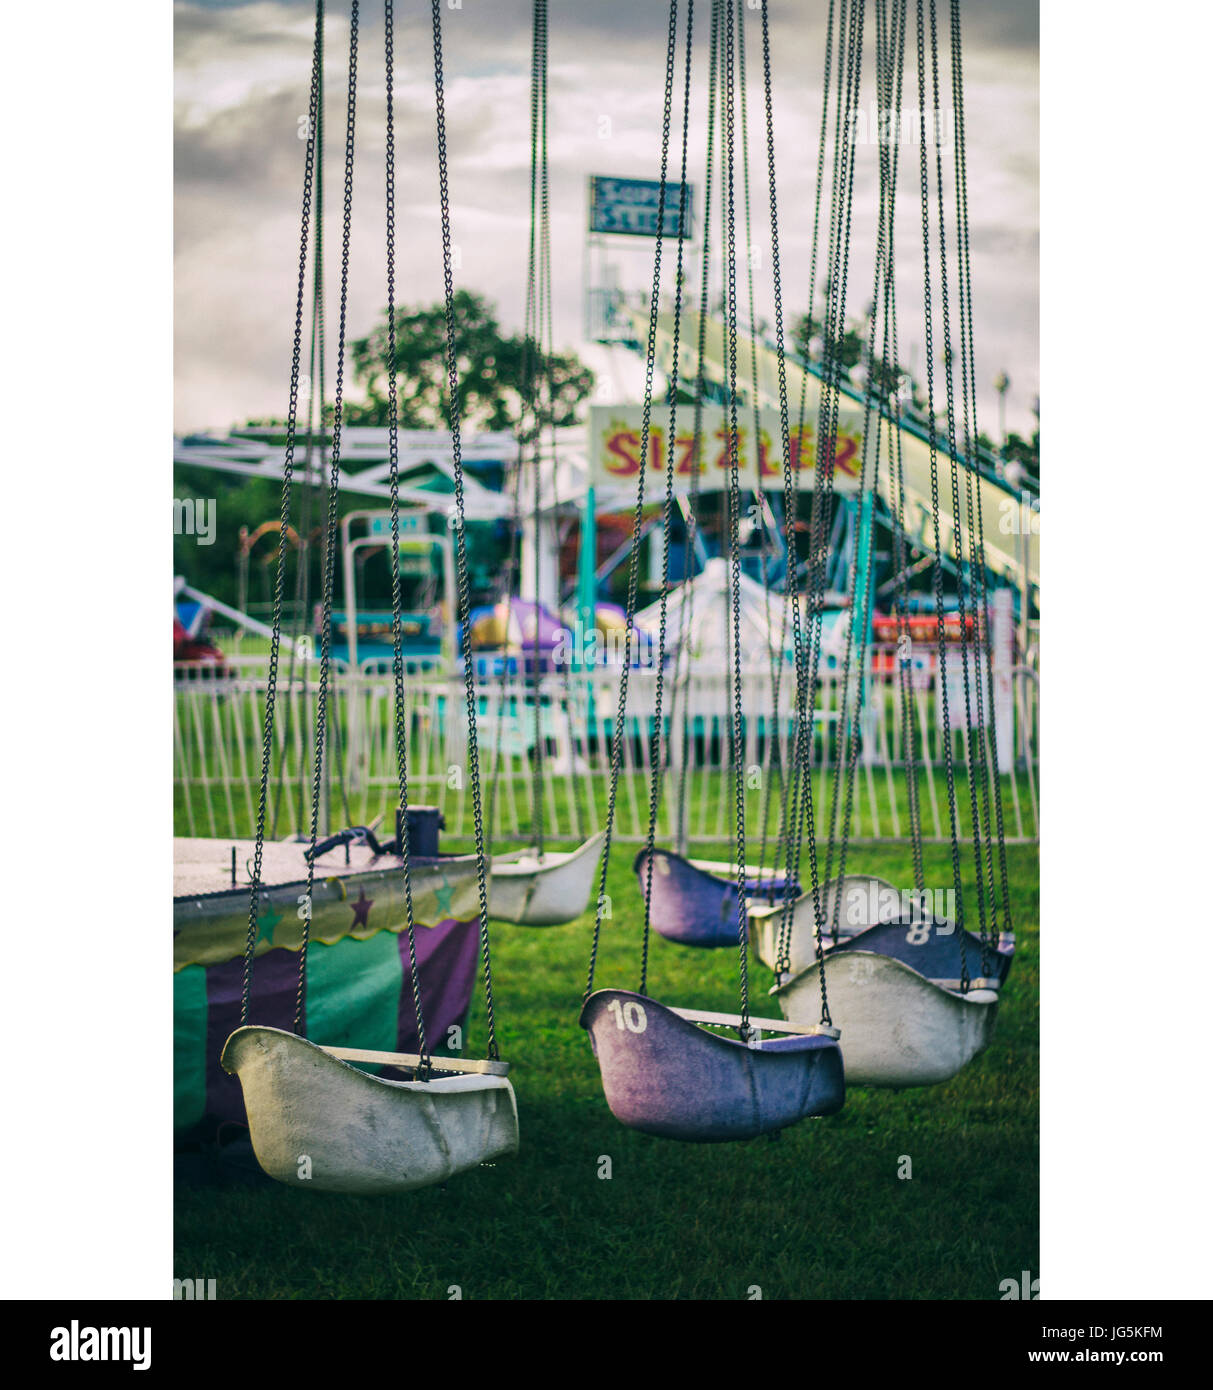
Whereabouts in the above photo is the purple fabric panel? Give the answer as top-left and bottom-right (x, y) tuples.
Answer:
(203, 949), (303, 1131)
(396, 917), (481, 1054)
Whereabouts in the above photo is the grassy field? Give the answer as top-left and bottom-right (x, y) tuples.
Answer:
(174, 839), (1038, 1300)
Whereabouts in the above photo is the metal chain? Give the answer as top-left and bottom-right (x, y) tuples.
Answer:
(780, 0), (865, 1005)
(534, 5), (589, 842)
(671, 0), (721, 851)
(431, 0), (500, 1057)
(295, 0), (360, 1034)
(487, 0), (544, 854)
(760, 0), (813, 986)
(639, 0), (694, 995)
(772, 0), (836, 978)
(781, 0), (853, 891)
(717, 18), (739, 825)
(719, 0), (754, 1025)
(793, 0), (836, 457)
(874, 0), (926, 898)
(950, 0), (1013, 943)
(737, 1), (787, 883)
(583, 0), (681, 1007)
(822, 0), (907, 944)
(240, 0), (325, 1026)
(915, 0), (967, 988)
(510, 0), (545, 859)
(528, 2), (547, 862)
(945, 0), (997, 939)
(776, 0), (864, 1023)
(927, 0), (989, 971)
(384, 0), (430, 1071)
(530, 0), (589, 845)
(484, 14), (535, 853)
(269, 48), (323, 844)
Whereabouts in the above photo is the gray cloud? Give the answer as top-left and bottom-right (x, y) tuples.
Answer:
(175, 0), (1038, 437)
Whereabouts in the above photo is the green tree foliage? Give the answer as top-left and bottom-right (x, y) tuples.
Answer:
(790, 306), (1039, 487)
(344, 289), (595, 434)
(790, 310), (865, 373)
(1001, 430), (1040, 482)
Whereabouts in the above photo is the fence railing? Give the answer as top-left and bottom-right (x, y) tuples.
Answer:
(173, 648), (1039, 848)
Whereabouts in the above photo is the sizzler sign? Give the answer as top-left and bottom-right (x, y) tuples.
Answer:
(588, 405), (865, 494)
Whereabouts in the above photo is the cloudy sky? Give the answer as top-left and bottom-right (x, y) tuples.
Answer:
(174, 0), (1038, 437)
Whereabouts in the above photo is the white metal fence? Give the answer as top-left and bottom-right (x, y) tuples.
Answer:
(174, 648), (1038, 847)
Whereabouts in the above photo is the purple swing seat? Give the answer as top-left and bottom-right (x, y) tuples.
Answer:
(633, 849), (797, 949)
(581, 989), (844, 1142)
(828, 918), (1016, 985)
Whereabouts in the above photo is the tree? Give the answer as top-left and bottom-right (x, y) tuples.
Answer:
(343, 289), (595, 434)
(790, 310), (865, 373)
(1001, 429), (1040, 483)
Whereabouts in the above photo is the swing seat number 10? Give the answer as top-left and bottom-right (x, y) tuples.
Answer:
(607, 999), (648, 1034)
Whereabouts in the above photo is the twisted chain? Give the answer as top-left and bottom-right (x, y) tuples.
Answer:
(776, 0), (864, 1023)
(950, 0), (1013, 943)
(384, 0), (429, 1069)
(639, 0), (694, 994)
(240, 0), (325, 1026)
(431, 0), (499, 1055)
(822, 0), (907, 944)
(528, 0), (547, 860)
(874, 0), (926, 898)
(583, 0), (680, 1007)
(671, 0), (721, 852)
(295, 0), (360, 1033)
(719, 0), (754, 1025)
(915, 0), (968, 988)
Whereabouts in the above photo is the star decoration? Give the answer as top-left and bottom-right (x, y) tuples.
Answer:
(257, 897), (284, 945)
(350, 888), (374, 930)
(433, 875), (454, 918)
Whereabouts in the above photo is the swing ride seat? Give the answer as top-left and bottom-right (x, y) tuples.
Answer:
(771, 935), (1003, 1089)
(488, 831), (607, 926)
(748, 873), (904, 974)
(633, 849), (795, 949)
(829, 918), (1016, 986)
(221, 1026), (519, 1194)
(580, 990), (844, 1142)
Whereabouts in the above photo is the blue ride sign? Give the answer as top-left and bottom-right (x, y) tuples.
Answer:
(589, 175), (695, 239)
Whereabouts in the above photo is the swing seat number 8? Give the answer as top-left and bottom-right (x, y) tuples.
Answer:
(607, 998), (648, 1034)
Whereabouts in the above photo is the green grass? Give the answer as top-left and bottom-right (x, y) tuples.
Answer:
(174, 840), (1038, 1300)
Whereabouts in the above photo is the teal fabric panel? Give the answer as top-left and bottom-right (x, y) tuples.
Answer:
(305, 930), (403, 1054)
(173, 964), (210, 1132)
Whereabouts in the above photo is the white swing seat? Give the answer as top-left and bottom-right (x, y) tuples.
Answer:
(668, 1006), (839, 1041)
(772, 952), (1000, 1088)
(749, 874), (907, 974)
(686, 855), (791, 885)
(488, 830), (606, 926)
(221, 1026), (519, 1194)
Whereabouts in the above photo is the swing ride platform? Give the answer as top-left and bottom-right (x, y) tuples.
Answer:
(173, 836), (485, 1143)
